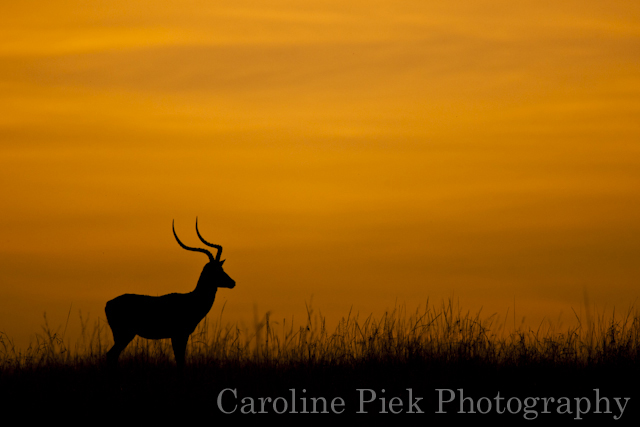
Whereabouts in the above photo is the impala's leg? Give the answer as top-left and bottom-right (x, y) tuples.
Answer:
(171, 335), (189, 370)
(107, 331), (135, 368)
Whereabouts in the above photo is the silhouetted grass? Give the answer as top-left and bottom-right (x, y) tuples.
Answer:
(1, 300), (639, 420)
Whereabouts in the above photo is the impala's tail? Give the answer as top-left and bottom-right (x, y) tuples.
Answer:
(105, 299), (113, 325)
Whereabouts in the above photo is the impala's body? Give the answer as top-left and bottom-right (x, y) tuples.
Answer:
(105, 220), (235, 369)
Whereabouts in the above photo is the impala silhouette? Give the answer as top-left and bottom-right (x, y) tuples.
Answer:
(105, 219), (235, 369)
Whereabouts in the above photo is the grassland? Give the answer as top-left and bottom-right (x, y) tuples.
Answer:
(1, 300), (639, 420)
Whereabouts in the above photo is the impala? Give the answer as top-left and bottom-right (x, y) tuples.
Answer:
(105, 219), (235, 369)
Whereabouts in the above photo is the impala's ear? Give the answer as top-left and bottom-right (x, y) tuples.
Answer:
(220, 259), (226, 266)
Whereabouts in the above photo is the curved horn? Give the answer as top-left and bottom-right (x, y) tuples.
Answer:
(195, 217), (222, 262)
(173, 220), (214, 263)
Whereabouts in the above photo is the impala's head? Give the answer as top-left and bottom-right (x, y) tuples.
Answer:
(173, 218), (236, 289)
(200, 259), (236, 289)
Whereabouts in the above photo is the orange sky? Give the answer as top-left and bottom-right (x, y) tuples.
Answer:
(1, 1), (639, 350)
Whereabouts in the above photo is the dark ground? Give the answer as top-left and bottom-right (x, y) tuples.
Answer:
(2, 358), (638, 423)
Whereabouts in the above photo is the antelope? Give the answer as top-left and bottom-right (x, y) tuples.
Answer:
(105, 219), (235, 369)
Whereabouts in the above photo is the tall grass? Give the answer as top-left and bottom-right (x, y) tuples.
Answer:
(2, 299), (639, 371)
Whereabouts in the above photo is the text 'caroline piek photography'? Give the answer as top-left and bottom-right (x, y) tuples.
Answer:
(216, 388), (630, 419)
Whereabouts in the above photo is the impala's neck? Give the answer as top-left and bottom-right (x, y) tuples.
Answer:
(192, 267), (219, 303)
(193, 277), (217, 298)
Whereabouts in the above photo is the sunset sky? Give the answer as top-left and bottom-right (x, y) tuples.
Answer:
(1, 1), (639, 350)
